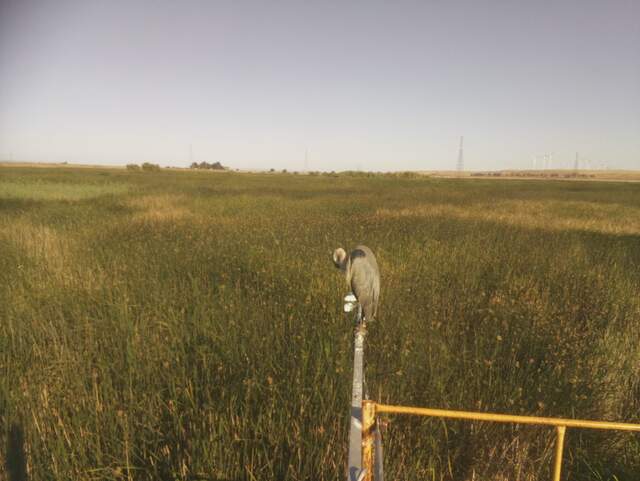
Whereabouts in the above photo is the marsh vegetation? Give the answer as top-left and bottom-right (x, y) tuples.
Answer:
(1, 166), (639, 480)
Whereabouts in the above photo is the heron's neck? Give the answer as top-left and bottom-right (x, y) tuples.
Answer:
(343, 258), (351, 281)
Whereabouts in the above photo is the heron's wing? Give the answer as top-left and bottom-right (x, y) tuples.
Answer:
(350, 257), (379, 320)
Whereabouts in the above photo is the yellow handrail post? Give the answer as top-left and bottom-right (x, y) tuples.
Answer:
(553, 426), (566, 481)
(362, 400), (376, 481)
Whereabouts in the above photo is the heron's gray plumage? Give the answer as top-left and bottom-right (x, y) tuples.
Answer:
(333, 245), (380, 321)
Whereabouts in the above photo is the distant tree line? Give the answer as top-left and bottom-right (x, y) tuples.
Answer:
(470, 171), (596, 179)
(190, 161), (226, 170)
(126, 163), (161, 172)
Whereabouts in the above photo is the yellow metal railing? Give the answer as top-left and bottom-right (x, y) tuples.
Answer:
(361, 401), (640, 481)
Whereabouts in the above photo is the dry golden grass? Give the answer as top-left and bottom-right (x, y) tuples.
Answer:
(376, 199), (640, 236)
(127, 195), (194, 224)
(0, 220), (112, 297)
(2, 221), (74, 283)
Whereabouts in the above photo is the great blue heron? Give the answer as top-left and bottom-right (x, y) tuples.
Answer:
(333, 245), (380, 322)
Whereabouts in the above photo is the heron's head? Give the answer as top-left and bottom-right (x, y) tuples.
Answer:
(332, 247), (348, 271)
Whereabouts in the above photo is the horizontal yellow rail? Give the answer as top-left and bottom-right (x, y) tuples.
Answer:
(375, 403), (640, 431)
(362, 402), (640, 481)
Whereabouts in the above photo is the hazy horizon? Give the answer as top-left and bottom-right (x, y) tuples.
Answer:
(1, 0), (638, 172)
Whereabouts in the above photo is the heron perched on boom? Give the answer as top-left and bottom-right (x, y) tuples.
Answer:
(333, 245), (380, 322)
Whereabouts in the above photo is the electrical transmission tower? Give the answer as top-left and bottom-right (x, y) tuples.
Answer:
(456, 136), (464, 172)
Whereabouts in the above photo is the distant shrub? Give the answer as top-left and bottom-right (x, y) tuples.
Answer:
(282, 169), (287, 173)
(341, 170), (381, 178)
(327, 170), (424, 179)
(126, 164), (140, 171)
(396, 171), (421, 179)
(141, 162), (161, 172)
(190, 161), (226, 170)
(269, 168), (275, 172)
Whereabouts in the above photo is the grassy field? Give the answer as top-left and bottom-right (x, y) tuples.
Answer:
(1, 166), (639, 481)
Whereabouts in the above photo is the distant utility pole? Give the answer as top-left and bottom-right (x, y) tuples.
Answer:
(456, 136), (464, 172)
(304, 148), (309, 172)
(574, 152), (579, 172)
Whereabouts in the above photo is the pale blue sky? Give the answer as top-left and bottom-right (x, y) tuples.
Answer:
(1, 0), (638, 171)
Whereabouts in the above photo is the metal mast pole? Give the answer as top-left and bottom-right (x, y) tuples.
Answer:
(345, 296), (383, 481)
(348, 305), (365, 481)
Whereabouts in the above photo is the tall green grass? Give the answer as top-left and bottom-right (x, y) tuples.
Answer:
(1, 167), (639, 480)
